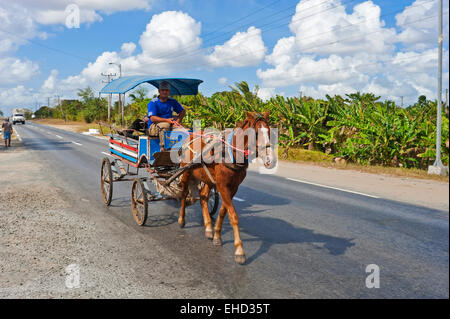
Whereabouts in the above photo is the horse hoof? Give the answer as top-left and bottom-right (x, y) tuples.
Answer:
(178, 219), (185, 228)
(235, 254), (246, 265)
(205, 230), (213, 239)
(213, 238), (222, 246)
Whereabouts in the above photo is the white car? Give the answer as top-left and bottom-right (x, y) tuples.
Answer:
(12, 113), (25, 125)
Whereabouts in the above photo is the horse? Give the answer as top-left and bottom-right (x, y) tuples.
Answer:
(177, 111), (275, 264)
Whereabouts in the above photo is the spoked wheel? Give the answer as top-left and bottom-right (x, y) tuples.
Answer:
(100, 158), (113, 205)
(131, 178), (148, 226)
(208, 186), (220, 217)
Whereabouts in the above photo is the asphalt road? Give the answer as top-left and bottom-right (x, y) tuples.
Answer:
(13, 122), (449, 298)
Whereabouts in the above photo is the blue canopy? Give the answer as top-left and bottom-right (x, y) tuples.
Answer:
(99, 76), (203, 95)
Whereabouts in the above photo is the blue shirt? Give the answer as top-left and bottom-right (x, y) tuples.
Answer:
(147, 97), (184, 128)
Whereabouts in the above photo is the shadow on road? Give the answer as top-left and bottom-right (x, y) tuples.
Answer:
(219, 186), (355, 265)
(22, 138), (73, 151)
(105, 181), (355, 265)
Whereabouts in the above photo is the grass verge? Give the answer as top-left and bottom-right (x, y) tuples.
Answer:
(279, 147), (449, 183)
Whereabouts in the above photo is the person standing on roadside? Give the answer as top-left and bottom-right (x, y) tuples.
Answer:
(2, 117), (13, 147)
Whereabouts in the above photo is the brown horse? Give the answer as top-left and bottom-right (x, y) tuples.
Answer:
(177, 111), (275, 264)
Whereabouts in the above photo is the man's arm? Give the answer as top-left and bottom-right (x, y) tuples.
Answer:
(150, 115), (173, 124)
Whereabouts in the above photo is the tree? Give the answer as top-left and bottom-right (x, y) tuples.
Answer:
(128, 87), (148, 103)
(0, 110), (3, 116)
(77, 87), (95, 103)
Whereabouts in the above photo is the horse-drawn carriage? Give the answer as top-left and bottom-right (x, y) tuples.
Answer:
(99, 124), (220, 225)
(98, 77), (275, 264)
(99, 78), (219, 226)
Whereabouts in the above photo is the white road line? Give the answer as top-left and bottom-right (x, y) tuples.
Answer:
(102, 152), (112, 157)
(233, 197), (245, 202)
(56, 135), (63, 139)
(15, 130), (23, 142)
(286, 178), (379, 199)
(72, 141), (82, 146)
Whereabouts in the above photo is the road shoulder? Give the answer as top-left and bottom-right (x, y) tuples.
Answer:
(250, 160), (449, 212)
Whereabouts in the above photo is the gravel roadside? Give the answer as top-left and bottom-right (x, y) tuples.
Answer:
(0, 139), (225, 298)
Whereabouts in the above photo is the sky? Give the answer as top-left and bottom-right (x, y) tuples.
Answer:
(0, 0), (449, 115)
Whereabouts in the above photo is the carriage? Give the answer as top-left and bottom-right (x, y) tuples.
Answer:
(98, 78), (219, 226)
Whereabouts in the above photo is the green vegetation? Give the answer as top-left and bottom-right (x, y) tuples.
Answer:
(33, 82), (449, 169)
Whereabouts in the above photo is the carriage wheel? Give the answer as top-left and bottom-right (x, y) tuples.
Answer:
(100, 158), (113, 206)
(131, 179), (148, 226)
(208, 186), (220, 217)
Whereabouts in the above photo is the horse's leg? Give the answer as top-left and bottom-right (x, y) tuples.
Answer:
(213, 204), (227, 246)
(199, 183), (214, 239)
(217, 184), (245, 264)
(177, 171), (191, 228)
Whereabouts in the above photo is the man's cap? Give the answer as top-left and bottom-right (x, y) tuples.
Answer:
(159, 81), (171, 90)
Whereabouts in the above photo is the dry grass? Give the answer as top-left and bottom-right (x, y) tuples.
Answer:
(30, 119), (112, 135)
(279, 147), (449, 183)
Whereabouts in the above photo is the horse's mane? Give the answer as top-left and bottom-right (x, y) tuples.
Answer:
(236, 112), (266, 129)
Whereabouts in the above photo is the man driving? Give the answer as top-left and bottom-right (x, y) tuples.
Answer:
(147, 81), (185, 151)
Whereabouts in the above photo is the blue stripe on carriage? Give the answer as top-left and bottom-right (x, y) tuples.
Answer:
(110, 149), (138, 163)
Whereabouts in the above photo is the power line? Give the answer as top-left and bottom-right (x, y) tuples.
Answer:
(146, 10), (443, 70)
(155, 0), (355, 63)
(262, 51), (437, 84)
(145, 0), (438, 69)
(0, 30), (91, 62)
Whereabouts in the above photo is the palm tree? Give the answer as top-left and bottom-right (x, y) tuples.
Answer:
(128, 87), (148, 103)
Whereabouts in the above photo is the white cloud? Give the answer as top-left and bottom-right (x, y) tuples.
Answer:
(0, 85), (38, 111)
(207, 26), (266, 67)
(0, 3), (44, 56)
(396, 0), (449, 50)
(0, 57), (39, 85)
(289, 0), (396, 55)
(120, 42), (136, 57)
(257, 87), (276, 101)
(36, 11), (268, 100)
(12, 0), (152, 25)
(257, 0), (449, 105)
(218, 77), (227, 85)
(41, 69), (59, 92)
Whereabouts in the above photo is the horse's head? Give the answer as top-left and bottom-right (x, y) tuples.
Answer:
(243, 111), (276, 169)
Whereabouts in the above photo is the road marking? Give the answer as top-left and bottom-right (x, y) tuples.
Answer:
(72, 141), (82, 146)
(286, 178), (379, 199)
(101, 152), (112, 157)
(15, 130), (23, 142)
(233, 197), (245, 202)
(56, 135), (63, 139)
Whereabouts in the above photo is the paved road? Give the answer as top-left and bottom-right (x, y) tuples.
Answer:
(13, 122), (449, 298)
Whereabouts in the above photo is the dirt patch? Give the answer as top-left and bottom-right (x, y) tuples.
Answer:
(0, 144), (225, 298)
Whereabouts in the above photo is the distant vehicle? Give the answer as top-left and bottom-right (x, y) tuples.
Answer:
(12, 113), (25, 125)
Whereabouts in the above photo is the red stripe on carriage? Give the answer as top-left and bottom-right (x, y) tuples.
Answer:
(109, 138), (138, 152)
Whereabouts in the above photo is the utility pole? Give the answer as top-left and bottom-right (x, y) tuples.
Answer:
(401, 96), (404, 108)
(108, 62), (123, 126)
(101, 72), (116, 123)
(428, 0), (447, 176)
(47, 97), (51, 119)
(55, 95), (65, 122)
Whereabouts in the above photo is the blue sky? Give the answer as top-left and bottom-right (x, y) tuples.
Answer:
(0, 0), (448, 114)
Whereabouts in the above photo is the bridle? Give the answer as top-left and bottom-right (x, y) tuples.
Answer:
(240, 115), (271, 159)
